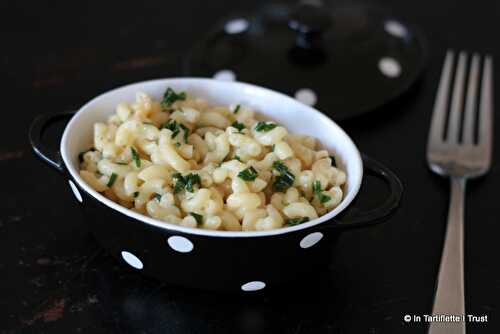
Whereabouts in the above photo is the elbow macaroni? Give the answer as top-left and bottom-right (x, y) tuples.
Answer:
(78, 88), (347, 231)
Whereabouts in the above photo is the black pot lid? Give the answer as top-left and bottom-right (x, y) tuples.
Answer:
(184, 1), (428, 120)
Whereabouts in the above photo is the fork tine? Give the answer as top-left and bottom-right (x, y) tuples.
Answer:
(429, 50), (454, 145)
(462, 53), (480, 144)
(478, 56), (493, 154)
(447, 52), (467, 142)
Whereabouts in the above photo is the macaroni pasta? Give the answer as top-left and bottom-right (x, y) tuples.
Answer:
(78, 88), (347, 231)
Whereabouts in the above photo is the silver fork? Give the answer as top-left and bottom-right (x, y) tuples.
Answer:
(427, 50), (493, 334)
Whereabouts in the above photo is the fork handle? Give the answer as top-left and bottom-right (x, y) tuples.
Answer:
(429, 177), (466, 334)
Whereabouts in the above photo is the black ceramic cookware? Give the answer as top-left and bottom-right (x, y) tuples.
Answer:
(30, 79), (402, 292)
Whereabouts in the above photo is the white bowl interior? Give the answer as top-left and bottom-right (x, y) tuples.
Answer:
(61, 78), (362, 237)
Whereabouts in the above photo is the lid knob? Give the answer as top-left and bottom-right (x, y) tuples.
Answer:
(289, 2), (332, 49)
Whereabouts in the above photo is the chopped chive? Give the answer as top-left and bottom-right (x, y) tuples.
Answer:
(254, 121), (277, 132)
(234, 155), (241, 162)
(107, 173), (118, 187)
(321, 194), (331, 203)
(231, 121), (245, 132)
(115, 161), (128, 165)
(329, 155), (337, 167)
(172, 173), (200, 193)
(131, 147), (141, 168)
(172, 173), (185, 194)
(273, 173), (295, 192)
(162, 119), (177, 131)
(179, 123), (189, 143)
(233, 104), (241, 114)
(162, 119), (187, 140)
(313, 180), (331, 204)
(185, 173), (201, 192)
(161, 87), (187, 110)
(189, 212), (203, 226)
(312, 180), (321, 193)
(175, 142), (181, 148)
(272, 161), (288, 174)
(162, 120), (179, 138)
(154, 193), (162, 201)
(322, 195), (331, 203)
(272, 161), (295, 192)
(271, 144), (275, 152)
(238, 166), (258, 181)
(287, 217), (309, 226)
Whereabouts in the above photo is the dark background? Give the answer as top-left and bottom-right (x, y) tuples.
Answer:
(1, 0), (499, 333)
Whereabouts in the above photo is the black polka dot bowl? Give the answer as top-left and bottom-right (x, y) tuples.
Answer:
(29, 78), (402, 293)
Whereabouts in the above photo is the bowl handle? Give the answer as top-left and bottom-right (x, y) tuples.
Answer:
(29, 111), (76, 173)
(327, 155), (403, 229)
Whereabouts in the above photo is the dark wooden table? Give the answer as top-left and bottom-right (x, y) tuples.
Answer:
(1, 0), (499, 333)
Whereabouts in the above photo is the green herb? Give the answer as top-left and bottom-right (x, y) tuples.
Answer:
(272, 161), (288, 174)
(154, 193), (162, 201)
(271, 144), (275, 152)
(185, 173), (201, 192)
(233, 104), (241, 114)
(287, 217), (309, 226)
(162, 119), (180, 139)
(313, 180), (331, 204)
(143, 122), (154, 125)
(329, 155), (337, 167)
(162, 119), (176, 131)
(115, 161), (128, 165)
(172, 173), (185, 194)
(179, 123), (189, 142)
(175, 142), (181, 148)
(189, 212), (203, 226)
(131, 147), (141, 168)
(321, 195), (331, 204)
(234, 155), (241, 162)
(172, 173), (201, 193)
(238, 166), (258, 181)
(231, 121), (245, 132)
(273, 174), (295, 192)
(133, 191), (139, 198)
(107, 173), (118, 187)
(255, 121), (277, 132)
(272, 161), (295, 192)
(161, 87), (187, 109)
(162, 120), (188, 141)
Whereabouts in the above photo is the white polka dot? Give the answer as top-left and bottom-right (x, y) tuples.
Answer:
(384, 20), (408, 38)
(241, 281), (266, 291)
(68, 180), (83, 203)
(213, 70), (236, 81)
(121, 251), (143, 270)
(378, 57), (402, 78)
(167, 236), (194, 253)
(224, 18), (249, 34)
(300, 232), (323, 249)
(294, 88), (317, 106)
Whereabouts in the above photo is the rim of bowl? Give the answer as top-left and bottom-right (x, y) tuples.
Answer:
(61, 78), (363, 238)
